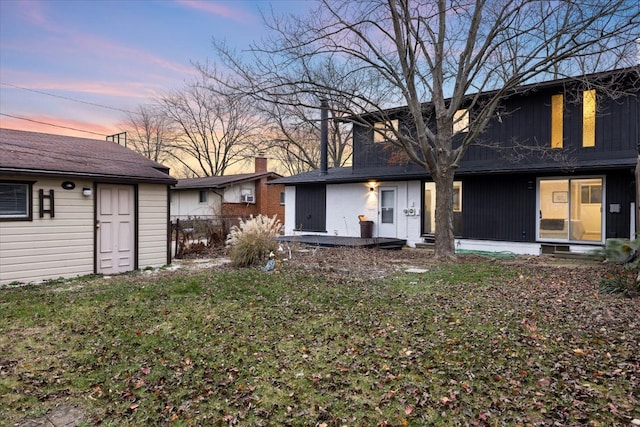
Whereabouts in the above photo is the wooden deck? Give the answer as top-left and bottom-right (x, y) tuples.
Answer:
(277, 235), (407, 250)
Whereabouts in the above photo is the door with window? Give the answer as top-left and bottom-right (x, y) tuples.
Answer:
(97, 185), (135, 274)
(378, 187), (396, 237)
(538, 177), (603, 242)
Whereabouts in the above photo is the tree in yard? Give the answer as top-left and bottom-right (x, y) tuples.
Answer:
(207, 54), (375, 175)
(159, 70), (261, 177)
(120, 104), (174, 164)
(217, 0), (640, 258)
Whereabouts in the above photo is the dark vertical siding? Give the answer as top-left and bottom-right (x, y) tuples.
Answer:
(462, 175), (537, 241)
(295, 184), (326, 232)
(605, 170), (635, 239)
(352, 81), (638, 172)
(462, 171), (634, 242)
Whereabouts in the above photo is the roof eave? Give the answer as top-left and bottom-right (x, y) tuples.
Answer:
(0, 168), (177, 185)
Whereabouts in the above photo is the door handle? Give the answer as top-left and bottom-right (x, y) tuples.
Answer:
(96, 220), (100, 229)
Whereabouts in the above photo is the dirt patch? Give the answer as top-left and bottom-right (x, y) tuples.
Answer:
(15, 405), (85, 427)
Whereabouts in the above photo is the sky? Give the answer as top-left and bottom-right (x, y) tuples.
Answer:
(0, 0), (313, 139)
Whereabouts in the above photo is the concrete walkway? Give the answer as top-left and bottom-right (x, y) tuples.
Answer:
(15, 406), (85, 427)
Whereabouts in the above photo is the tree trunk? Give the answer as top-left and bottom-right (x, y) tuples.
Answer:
(433, 168), (456, 258)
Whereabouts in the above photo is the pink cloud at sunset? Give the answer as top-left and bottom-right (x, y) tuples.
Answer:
(0, 0), (312, 138)
(0, 114), (121, 139)
(176, 0), (256, 23)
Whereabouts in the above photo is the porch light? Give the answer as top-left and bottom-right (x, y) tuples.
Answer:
(82, 188), (92, 197)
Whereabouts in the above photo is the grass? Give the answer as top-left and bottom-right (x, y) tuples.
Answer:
(1, 250), (638, 426)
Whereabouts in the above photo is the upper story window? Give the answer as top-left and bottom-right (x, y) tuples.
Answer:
(0, 181), (32, 221)
(453, 109), (469, 134)
(551, 94), (564, 149)
(582, 89), (596, 147)
(199, 190), (208, 203)
(373, 119), (398, 143)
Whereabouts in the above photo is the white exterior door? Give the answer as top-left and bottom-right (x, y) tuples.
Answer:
(378, 187), (397, 237)
(97, 185), (135, 274)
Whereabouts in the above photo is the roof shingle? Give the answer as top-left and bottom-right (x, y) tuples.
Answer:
(0, 128), (177, 184)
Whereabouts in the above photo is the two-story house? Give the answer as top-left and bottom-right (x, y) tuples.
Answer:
(171, 156), (285, 228)
(271, 67), (639, 255)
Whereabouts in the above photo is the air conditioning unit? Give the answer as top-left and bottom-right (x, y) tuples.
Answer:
(241, 194), (255, 203)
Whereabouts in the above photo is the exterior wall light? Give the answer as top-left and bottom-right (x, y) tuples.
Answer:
(82, 188), (92, 197)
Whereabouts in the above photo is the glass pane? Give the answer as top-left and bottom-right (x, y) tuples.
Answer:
(551, 94), (563, 148)
(591, 186), (602, 204)
(0, 183), (28, 217)
(570, 178), (602, 241)
(539, 179), (569, 239)
(423, 183), (435, 233)
(381, 190), (394, 224)
(583, 90), (596, 147)
(581, 186), (590, 204)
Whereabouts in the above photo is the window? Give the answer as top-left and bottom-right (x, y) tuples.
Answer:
(373, 119), (398, 143)
(581, 185), (601, 204)
(453, 109), (469, 134)
(198, 190), (208, 203)
(280, 191), (285, 205)
(583, 89), (596, 147)
(452, 182), (462, 212)
(551, 94), (563, 148)
(0, 182), (32, 221)
(538, 177), (602, 242)
(423, 181), (462, 234)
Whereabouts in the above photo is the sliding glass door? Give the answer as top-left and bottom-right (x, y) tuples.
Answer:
(538, 177), (603, 242)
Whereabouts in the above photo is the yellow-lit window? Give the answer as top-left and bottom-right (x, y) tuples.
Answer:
(374, 119), (398, 143)
(453, 109), (469, 134)
(551, 94), (563, 148)
(583, 89), (596, 147)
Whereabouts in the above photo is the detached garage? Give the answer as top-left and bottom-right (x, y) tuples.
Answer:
(0, 128), (177, 285)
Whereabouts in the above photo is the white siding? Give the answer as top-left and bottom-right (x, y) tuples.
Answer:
(0, 177), (94, 285)
(283, 181), (423, 247)
(223, 182), (255, 203)
(324, 181), (423, 246)
(170, 189), (221, 220)
(283, 186), (297, 235)
(138, 184), (170, 268)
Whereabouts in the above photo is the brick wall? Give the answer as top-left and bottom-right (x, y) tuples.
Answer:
(221, 175), (285, 227)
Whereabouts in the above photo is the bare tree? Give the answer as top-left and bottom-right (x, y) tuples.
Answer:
(211, 47), (396, 175)
(159, 70), (260, 177)
(218, 0), (640, 257)
(259, 100), (352, 175)
(120, 104), (174, 163)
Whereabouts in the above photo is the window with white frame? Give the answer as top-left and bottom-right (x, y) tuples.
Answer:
(199, 190), (208, 203)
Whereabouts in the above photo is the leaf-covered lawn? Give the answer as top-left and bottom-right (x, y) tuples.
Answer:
(1, 249), (638, 426)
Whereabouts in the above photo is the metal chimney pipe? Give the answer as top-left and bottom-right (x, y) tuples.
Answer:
(320, 99), (328, 175)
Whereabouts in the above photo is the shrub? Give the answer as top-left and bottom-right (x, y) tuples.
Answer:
(226, 215), (282, 267)
(598, 238), (639, 297)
